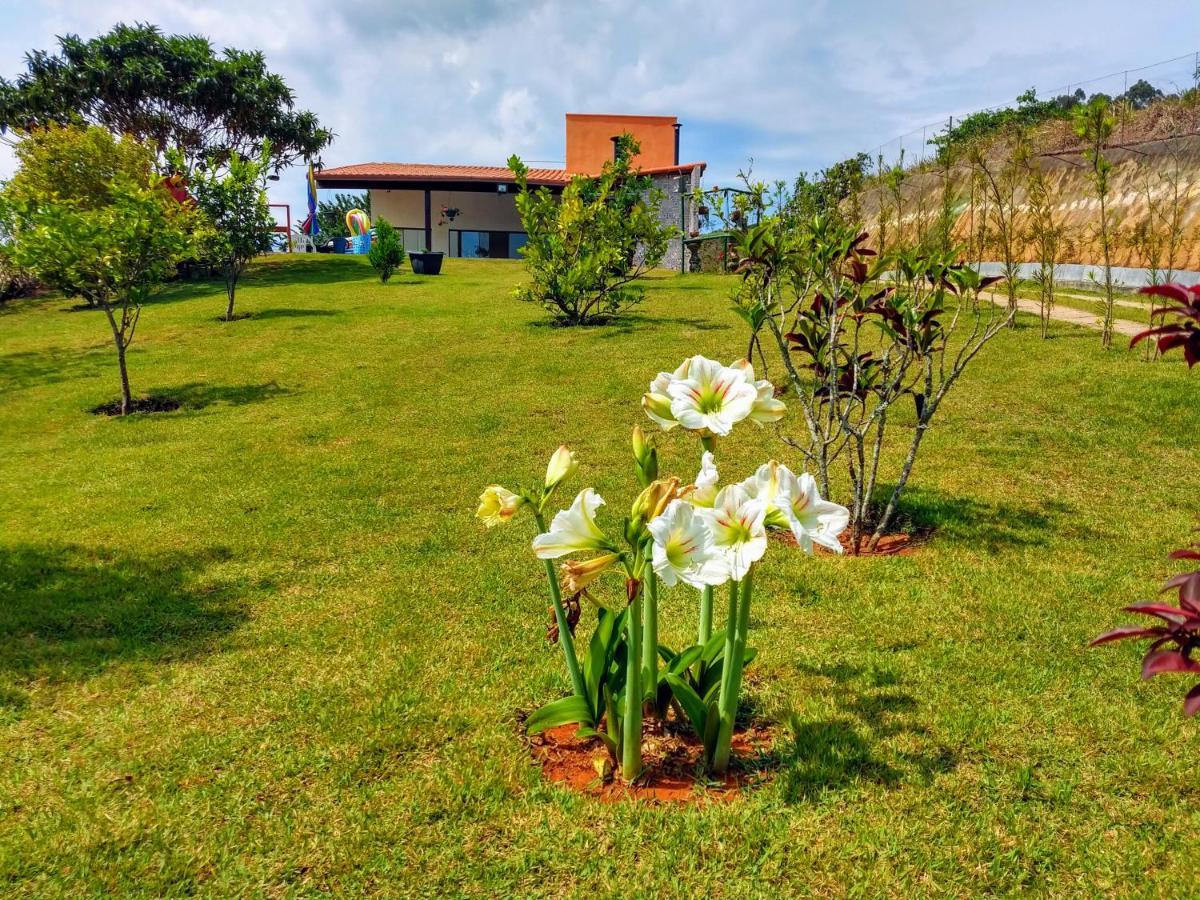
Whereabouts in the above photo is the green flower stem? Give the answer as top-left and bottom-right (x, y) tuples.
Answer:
(698, 584), (714, 646)
(642, 570), (659, 707)
(712, 569), (753, 774)
(533, 512), (586, 704)
(622, 579), (644, 781)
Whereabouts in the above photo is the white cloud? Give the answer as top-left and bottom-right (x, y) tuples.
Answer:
(2, 0), (1197, 211)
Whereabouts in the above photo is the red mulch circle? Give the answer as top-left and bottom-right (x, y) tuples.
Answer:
(525, 719), (774, 803)
(775, 527), (929, 557)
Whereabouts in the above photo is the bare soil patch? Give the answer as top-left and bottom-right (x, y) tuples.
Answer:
(525, 718), (775, 803)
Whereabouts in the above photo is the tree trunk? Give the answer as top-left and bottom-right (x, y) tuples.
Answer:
(102, 304), (133, 416)
(224, 270), (237, 321)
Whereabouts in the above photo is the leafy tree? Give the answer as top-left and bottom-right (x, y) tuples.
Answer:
(317, 192), (371, 238)
(509, 134), (672, 326)
(0, 125), (196, 414)
(789, 153), (871, 223)
(0, 23), (332, 173)
(189, 145), (276, 320)
(1122, 78), (1163, 110)
(1073, 96), (1118, 349)
(368, 217), (404, 283)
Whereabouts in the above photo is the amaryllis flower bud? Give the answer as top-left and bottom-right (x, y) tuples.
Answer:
(544, 445), (578, 491)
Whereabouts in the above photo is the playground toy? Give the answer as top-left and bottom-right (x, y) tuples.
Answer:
(346, 208), (370, 236)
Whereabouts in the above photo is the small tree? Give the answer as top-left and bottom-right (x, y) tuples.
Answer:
(1073, 97), (1117, 348)
(368, 216), (404, 283)
(968, 127), (1026, 327)
(1023, 152), (1063, 339)
(509, 135), (672, 325)
(0, 125), (195, 415)
(190, 145), (276, 321)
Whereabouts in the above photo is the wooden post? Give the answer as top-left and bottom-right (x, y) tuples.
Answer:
(424, 189), (432, 251)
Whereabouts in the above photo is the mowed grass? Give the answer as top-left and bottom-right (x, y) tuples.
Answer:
(1, 254), (1199, 896)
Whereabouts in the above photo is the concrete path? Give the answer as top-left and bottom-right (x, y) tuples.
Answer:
(983, 290), (1144, 338)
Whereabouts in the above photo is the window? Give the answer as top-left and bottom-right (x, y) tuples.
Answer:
(401, 229), (425, 252)
(450, 230), (527, 259)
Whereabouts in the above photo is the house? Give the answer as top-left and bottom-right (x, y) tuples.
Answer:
(314, 114), (706, 269)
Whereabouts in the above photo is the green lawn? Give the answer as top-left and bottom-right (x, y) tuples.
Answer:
(1, 255), (1199, 895)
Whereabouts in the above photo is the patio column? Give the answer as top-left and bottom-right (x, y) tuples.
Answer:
(424, 189), (432, 252)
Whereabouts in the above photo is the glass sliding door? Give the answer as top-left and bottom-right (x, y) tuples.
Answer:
(449, 230), (527, 259)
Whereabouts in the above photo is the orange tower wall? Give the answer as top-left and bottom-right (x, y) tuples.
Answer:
(565, 114), (678, 175)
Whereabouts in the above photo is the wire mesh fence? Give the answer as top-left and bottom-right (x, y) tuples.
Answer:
(865, 50), (1200, 171)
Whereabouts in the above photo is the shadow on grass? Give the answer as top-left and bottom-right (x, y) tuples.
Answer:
(524, 313), (731, 336)
(0, 544), (249, 697)
(0, 345), (110, 391)
(772, 661), (959, 803)
(879, 486), (1077, 552)
(152, 381), (292, 410)
(247, 308), (342, 320)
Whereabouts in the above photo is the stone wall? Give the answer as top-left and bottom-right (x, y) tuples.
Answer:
(650, 168), (703, 272)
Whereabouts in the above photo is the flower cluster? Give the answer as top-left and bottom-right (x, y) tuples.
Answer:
(478, 354), (848, 782)
(531, 456), (846, 589)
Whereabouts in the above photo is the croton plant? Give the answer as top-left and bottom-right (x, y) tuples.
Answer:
(1090, 284), (1200, 713)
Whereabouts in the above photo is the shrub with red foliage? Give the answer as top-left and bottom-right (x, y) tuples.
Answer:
(1131, 283), (1200, 367)
(1091, 547), (1200, 715)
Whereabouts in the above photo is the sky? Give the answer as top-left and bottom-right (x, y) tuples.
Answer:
(0, 0), (1197, 221)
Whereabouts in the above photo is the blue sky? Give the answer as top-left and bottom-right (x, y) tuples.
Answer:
(1, 1), (1197, 219)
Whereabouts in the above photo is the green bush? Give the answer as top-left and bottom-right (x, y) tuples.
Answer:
(368, 217), (405, 283)
(509, 134), (672, 326)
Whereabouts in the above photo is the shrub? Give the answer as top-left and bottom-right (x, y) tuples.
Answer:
(368, 217), (404, 283)
(508, 134), (672, 325)
(0, 250), (37, 303)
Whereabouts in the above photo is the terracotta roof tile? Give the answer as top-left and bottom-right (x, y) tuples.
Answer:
(315, 161), (706, 187)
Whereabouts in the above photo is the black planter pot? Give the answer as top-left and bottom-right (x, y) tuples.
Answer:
(409, 251), (444, 275)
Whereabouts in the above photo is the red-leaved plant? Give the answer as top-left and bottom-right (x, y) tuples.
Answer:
(1091, 546), (1200, 715)
(1131, 283), (1200, 367)
(1093, 282), (1199, 713)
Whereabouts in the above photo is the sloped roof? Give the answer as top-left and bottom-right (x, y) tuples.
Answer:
(315, 161), (706, 189)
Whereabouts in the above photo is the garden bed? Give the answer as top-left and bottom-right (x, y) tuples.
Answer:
(525, 719), (775, 803)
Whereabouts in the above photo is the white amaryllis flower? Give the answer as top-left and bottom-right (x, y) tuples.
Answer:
(696, 484), (768, 581)
(532, 488), (611, 559)
(666, 355), (759, 437)
(741, 461), (849, 554)
(781, 468), (849, 555)
(730, 360), (787, 426)
(691, 451), (720, 507)
(642, 358), (692, 430)
(544, 445), (578, 491)
(477, 485), (525, 527)
(648, 500), (730, 589)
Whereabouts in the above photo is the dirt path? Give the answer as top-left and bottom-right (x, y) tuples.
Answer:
(984, 290), (1144, 338)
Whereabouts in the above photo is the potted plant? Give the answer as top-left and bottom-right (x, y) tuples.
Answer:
(409, 247), (444, 275)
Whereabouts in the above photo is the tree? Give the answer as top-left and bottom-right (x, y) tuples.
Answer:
(1122, 78), (1163, 110)
(509, 134), (672, 326)
(968, 126), (1027, 327)
(0, 125), (196, 414)
(317, 192), (371, 239)
(1073, 97), (1118, 349)
(368, 217), (405, 283)
(189, 145), (276, 320)
(0, 23), (332, 173)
